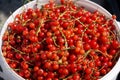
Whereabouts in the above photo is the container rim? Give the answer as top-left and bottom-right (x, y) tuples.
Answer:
(0, 0), (120, 80)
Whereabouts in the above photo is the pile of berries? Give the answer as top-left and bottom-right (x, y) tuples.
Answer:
(2, 0), (120, 80)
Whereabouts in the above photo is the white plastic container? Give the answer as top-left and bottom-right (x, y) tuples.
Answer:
(0, 0), (120, 80)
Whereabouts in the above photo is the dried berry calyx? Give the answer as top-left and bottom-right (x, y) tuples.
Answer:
(2, 0), (120, 80)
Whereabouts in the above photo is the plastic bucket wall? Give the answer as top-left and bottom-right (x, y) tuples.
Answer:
(0, 0), (120, 80)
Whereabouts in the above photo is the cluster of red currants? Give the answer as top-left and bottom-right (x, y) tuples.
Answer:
(2, 0), (120, 80)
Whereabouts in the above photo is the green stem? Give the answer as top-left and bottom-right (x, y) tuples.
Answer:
(52, 36), (60, 47)
(57, 10), (74, 21)
(95, 50), (108, 57)
(11, 46), (26, 54)
(22, 19), (31, 26)
(74, 17), (86, 27)
(83, 49), (92, 59)
(6, 58), (19, 63)
(36, 19), (44, 36)
(57, 10), (68, 20)
(13, 68), (20, 71)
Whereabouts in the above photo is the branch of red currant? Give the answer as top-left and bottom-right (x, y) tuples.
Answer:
(36, 19), (45, 36)
(59, 28), (68, 49)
